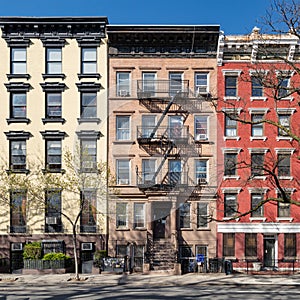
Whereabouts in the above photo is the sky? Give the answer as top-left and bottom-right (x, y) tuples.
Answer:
(1, 0), (272, 34)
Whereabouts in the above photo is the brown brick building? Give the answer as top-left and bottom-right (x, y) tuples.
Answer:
(107, 25), (220, 273)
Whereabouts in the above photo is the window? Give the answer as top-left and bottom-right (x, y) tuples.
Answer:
(117, 159), (130, 185)
(116, 116), (130, 140)
(11, 93), (26, 119)
(179, 203), (190, 228)
(80, 190), (97, 233)
(169, 72), (183, 97)
(225, 76), (237, 97)
(134, 203), (145, 228)
(197, 202), (208, 228)
(117, 72), (130, 96)
(194, 116), (208, 140)
(195, 245), (208, 264)
(116, 202), (128, 228)
(46, 93), (62, 119)
(81, 48), (97, 74)
(169, 115), (183, 139)
(251, 114), (264, 137)
(225, 115), (237, 137)
(245, 233), (257, 257)
(11, 48), (26, 74)
(46, 140), (62, 171)
(278, 202), (290, 217)
(195, 160), (208, 183)
(169, 160), (182, 185)
(223, 233), (235, 257)
(10, 190), (26, 233)
(284, 233), (296, 257)
(81, 139), (97, 172)
(142, 72), (156, 96)
(251, 153), (264, 176)
(116, 245), (128, 257)
(251, 194), (264, 217)
(142, 159), (156, 185)
(224, 194), (237, 217)
(141, 115), (156, 138)
(179, 246), (193, 259)
(224, 153), (237, 176)
(45, 190), (62, 233)
(278, 114), (290, 136)
(46, 48), (62, 74)
(10, 140), (26, 171)
(278, 154), (290, 177)
(251, 77), (263, 97)
(195, 73), (209, 95)
(81, 92), (97, 119)
(278, 76), (290, 98)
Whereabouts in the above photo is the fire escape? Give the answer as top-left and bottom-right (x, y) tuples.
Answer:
(136, 79), (204, 196)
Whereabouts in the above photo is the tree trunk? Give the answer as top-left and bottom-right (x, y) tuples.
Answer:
(72, 225), (79, 280)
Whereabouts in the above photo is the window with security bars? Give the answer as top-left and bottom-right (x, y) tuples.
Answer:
(284, 233), (296, 257)
(245, 233), (257, 257)
(223, 233), (235, 257)
(134, 203), (145, 228)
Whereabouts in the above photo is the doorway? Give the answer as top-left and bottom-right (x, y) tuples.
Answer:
(152, 202), (171, 239)
(263, 235), (276, 267)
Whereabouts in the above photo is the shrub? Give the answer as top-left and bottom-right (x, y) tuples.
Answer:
(23, 242), (42, 260)
(42, 252), (70, 261)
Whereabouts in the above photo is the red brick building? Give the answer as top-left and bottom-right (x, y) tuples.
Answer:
(216, 28), (300, 272)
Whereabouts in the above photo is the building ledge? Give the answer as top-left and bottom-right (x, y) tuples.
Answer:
(276, 217), (293, 222)
(250, 96), (267, 101)
(224, 136), (240, 141)
(250, 136), (267, 141)
(249, 217), (266, 222)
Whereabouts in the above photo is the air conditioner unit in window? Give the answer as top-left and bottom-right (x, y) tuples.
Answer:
(11, 243), (23, 251)
(198, 178), (207, 185)
(119, 179), (129, 185)
(46, 217), (58, 225)
(119, 90), (130, 97)
(81, 242), (93, 251)
(196, 134), (207, 141)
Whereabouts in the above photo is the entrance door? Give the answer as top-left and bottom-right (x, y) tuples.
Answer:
(153, 204), (171, 239)
(264, 236), (275, 267)
(81, 243), (94, 273)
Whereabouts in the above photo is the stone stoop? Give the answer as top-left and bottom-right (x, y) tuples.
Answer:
(152, 240), (177, 272)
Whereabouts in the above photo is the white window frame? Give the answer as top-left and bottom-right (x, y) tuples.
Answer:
(116, 159), (130, 185)
(117, 72), (131, 97)
(195, 72), (209, 95)
(116, 116), (130, 140)
(11, 48), (27, 74)
(81, 47), (97, 74)
(194, 115), (208, 141)
(134, 203), (146, 229)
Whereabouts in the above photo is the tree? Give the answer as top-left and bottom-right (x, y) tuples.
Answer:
(214, 0), (300, 221)
(0, 146), (113, 280)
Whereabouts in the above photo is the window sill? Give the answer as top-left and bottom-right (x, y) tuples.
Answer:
(42, 118), (66, 124)
(224, 136), (240, 141)
(223, 217), (239, 222)
(113, 140), (135, 145)
(7, 73), (30, 79)
(224, 96), (240, 101)
(279, 97), (294, 101)
(250, 136), (267, 141)
(116, 228), (130, 231)
(133, 227), (147, 231)
(7, 118), (30, 124)
(42, 73), (66, 80)
(42, 168), (65, 174)
(6, 169), (30, 175)
(179, 228), (193, 231)
(250, 97), (267, 101)
(251, 176), (267, 180)
(196, 227), (210, 231)
(278, 176), (293, 180)
(77, 73), (101, 80)
(77, 118), (101, 124)
(223, 176), (240, 180)
(276, 217), (293, 222)
(276, 136), (293, 141)
(249, 217), (266, 222)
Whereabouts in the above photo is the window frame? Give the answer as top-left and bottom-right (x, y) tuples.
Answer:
(251, 193), (264, 217)
(116, 159), (130, 185)
(45, 189), (62, 233)
(251, 77), (263, 97)
(46, 47), (62, 74)
(224, 194), (237, 218)
(179, 202), (191, 229)
(245, 233), (257, 257)
(169, 72), (183, 97)
(278, 153), (291, 177)
(133, 203), (145, 229)
(10, 92), (27, 119)
(46, 92), (62, 119)
(11, 47), (27, 75)
(116, 116), (130, 141)
(225, 75), (237, 97)
(284, 233), (296, 257)
(80, 190), (97, 233)
(80, 139), (97, 172)
(195, 72), (209, 95)
(116, 202), (128, 229)
(223, 233), (235, 257)
(197, 202), (208, 228)
(80, 92), (97, 119)
(81, 47), (97, 74)
(10, 190), (27, 233)
(251, 113), (264, 137)
(224, 114), (237, 137)
(46, 139), (62, 171)
(117, 72), (131, 97)
(251, 153), (264, 176)
(194, 115), (208, 141)
(224, 153), (237, 176)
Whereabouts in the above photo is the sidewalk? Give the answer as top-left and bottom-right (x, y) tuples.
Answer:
(1, 272), (300, 286)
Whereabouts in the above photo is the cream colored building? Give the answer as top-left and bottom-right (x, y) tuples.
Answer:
(107, 25), (219, 273)
(0, 17), (108, 273)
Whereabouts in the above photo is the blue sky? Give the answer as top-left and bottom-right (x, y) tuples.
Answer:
(2, 0), (272, 34)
